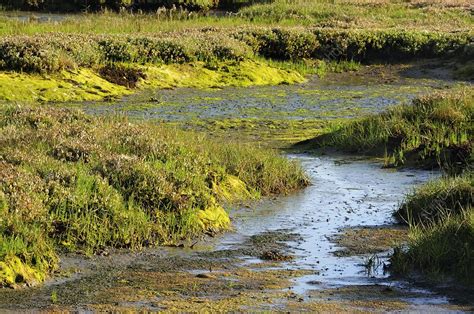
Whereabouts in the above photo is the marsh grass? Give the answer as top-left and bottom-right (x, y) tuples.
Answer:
(397, 174), (473, 225)
(238, 0), (473, 31)
(264, 58), (360, 77)
(0, 105), (308, 287)
(390, 153), (472, 283)
(0, 0), (472, 34)
(391, 206), (473, 284)
(304, 88), (473, 170)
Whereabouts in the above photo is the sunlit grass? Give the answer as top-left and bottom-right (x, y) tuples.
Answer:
(0, 0), (472, 36)
(305, 87), (473, 170)
(391, 198), (473, 284)
(0, 105), (308, 287)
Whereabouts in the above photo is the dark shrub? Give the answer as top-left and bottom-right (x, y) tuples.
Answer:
(99, 64), (146, 88)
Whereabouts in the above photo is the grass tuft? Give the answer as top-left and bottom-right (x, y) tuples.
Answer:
(390, 206), (473, 284)
(302, 87), (473, 171)
(396, 174), (473, 225)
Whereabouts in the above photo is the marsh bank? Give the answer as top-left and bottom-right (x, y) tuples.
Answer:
(1, 62), (472, 311)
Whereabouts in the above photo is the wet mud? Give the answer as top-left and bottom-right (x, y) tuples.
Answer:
(71, 61), (462, 123)
(2, 155), (471, 312)
(0, 63), (472, 311)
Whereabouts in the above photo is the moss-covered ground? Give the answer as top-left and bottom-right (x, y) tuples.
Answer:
(0, 60), (304, 102)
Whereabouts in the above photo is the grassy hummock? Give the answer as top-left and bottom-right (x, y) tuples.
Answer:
(396, 174), (473, 225)
(390, 173), (472, 285)
(0, 105), (308, 288)
(390, 180), (473, 284)
(300, 88), (473, 170)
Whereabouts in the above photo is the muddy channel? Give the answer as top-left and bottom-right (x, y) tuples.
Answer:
(0, 63), (473, 312)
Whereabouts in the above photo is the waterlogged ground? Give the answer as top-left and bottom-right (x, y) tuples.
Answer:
(0, 11), (71, 23)
(67, 61), (466, 145)
(1, 62), (473, 311)
(0, 155), (472, 312)
(81, 63), (452, 121)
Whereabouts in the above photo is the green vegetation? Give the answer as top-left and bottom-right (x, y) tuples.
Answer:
(186, 118), (334, 148)
(1, 29), (469, 75)
(396, 175), (473, 225)
(1, 29), (470, 74)
(0, 0), (471, 101)
(302, 88), (473, 170)
(393, 174), (472, 284)
(0, 61), (304, 102)
(0, 0), (472, 33)
(0, 0), (473, 293)
(239, 0), (473, 31)
(0, 105), (308, 287)
(308, 87), (473, 284)
(0, 0), (218, 12)
(391, 209), (473, 284)
(0, 27), (469, 102)
(391, 175), (473, 283)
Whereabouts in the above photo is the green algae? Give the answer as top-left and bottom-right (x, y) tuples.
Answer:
(214, 175), (258, 202)
(0, 60), (304, 103)
(185, 118), (334, 148)
(0, 69), (131, 102)
(0, 257), (47, 288)
(143, 60), (305, 90)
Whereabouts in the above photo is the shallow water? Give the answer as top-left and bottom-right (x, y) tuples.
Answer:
(215, 155), (450, 305)
(0, 11), (72, 22)
(76, 66), (454, 121)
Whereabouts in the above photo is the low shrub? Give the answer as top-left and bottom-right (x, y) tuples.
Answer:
(132, 37), (193, 63)
(0, 105), (308, 287)
(0, 37), (63, 73)
(312, 29), (470, 61)
(235, 28), (319, 60)
(0, 28), (471, 74)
